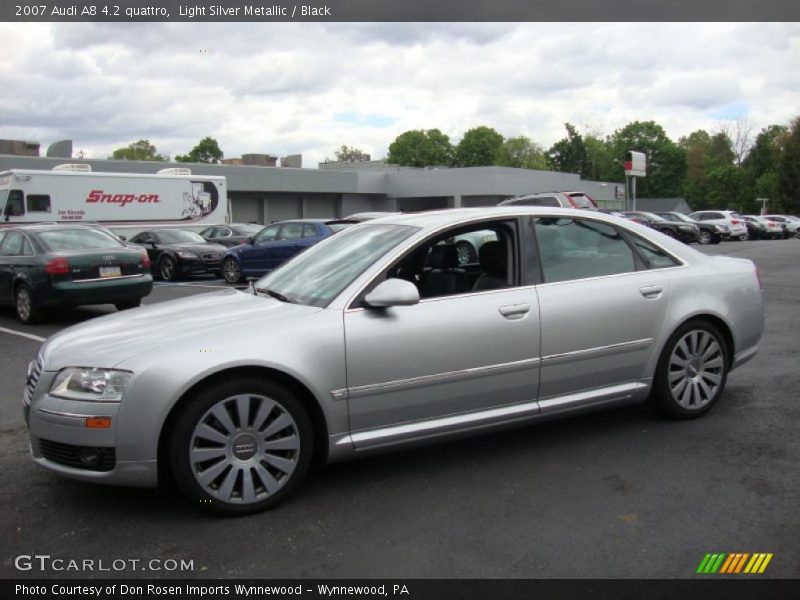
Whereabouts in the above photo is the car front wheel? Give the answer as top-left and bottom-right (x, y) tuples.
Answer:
(168, 377), (313, 515)
(15, 284), (43, 324)
(649, 320), (729, 419)
(222, 258), (242, 284)
(697, 230), (712, 245)
(160, 256), (179, 281)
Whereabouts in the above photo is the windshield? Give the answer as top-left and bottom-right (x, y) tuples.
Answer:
(232, 224), (264, 235)
(38, 229), (125, 251)
(326, 222), (356, 233)
(663, 213), (692, 223)
(255, 223), (419, 307)
(567, 193), (596, 209)
(157, 230), (206, 244)
(641, 212), (666, 221)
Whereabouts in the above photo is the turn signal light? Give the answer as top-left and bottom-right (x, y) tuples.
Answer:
(45, 256), (70, 275)
(85, 416), (112, 429)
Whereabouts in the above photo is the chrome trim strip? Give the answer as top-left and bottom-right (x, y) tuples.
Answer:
(339, 381), (648, 449)
(732, 345), (758, 370)
(329, 389), (347, 401)
(541, 338), (653, 365)
(538, 382), (647, 413)
(36, 407), (107, 419)
(72, 273), (144, 283)
(340, 397), (541, 448)
(346, 356), (541, 399)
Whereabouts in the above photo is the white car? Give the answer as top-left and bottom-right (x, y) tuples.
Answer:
(762, 215), (800, 237)
(689, 210), (748, 240)
(743, 216), (784, 239)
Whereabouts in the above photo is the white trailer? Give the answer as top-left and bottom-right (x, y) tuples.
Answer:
(0, 164), (229, 236)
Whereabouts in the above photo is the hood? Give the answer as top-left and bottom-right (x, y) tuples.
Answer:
(41, 289), (321, 369)
(168, 242), (227, 253)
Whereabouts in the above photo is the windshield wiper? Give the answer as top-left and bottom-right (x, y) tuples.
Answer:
(255, 288), (295, 303)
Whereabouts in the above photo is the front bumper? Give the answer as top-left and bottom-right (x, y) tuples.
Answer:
(179, 255), (223, 274)
(25, 370), (158, 487)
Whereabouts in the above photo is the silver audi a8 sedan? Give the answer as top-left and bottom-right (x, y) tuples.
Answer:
(24, 207), (764, 514)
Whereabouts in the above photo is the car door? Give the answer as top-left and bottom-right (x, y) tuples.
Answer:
(533, 216), (674, 414)
(343, 218), (541, 450)
(239, 224), (280, 274)
(0, 232), (35, 301)
(266, 222), (305, 270)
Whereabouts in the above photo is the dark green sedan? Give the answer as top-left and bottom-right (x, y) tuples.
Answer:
(0, 224), (153, 323)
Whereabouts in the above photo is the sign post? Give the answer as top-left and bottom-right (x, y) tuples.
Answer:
(624, 151), (646, 211)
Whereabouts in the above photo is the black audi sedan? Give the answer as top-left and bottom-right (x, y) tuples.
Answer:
(129, 229), (227, 281)
(0, 224), (153, 324)
(198, 223), (265, 248)
(620, 211), (701, 243)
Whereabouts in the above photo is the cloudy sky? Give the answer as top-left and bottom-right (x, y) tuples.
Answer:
(1, 22), (798, 167)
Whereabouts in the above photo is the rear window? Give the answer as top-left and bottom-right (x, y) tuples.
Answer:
(566, 193), (597, 209)
(37, 229), (125, 251)
(326, 222), (356, 233)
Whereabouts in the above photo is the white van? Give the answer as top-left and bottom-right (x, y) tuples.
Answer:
(0, 164), (229, 237)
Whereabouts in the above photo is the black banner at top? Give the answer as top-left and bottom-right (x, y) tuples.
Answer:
(3, 0), (800, 22)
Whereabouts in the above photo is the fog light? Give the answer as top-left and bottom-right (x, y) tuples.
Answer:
(85, 416), (111, 429)
(77, 448), (101, 467)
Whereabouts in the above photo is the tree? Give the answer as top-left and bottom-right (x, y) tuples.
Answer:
(583, 133), (615, 181)
(110, 139), (167, 161)
(496, 136), (548, 170)
(743, 124), (788, 180)
(546, 123), (588, 175)
(175, 137), (224, 163)
(706, 132), (736, 170)
(454, 126), (504, 167)
(386, 129), (454, 167)
(325, 145), (371, 163)
(608, 121), (686, 198)
(679, 129), (712, 207)
(706, 165), (752, 213)
(718, 115), (755, 166)
(777, 116), (800, 214)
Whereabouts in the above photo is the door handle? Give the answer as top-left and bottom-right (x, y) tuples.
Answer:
(639, 285), (663, 299)
(498, 304), (531, 319)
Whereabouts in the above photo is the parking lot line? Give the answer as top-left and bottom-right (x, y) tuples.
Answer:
(0, 327), (46, 342)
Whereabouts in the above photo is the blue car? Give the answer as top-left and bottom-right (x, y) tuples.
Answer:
(220, 219), (354, 283)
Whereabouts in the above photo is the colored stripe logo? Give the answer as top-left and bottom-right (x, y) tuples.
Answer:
(697, 553), (773, 574)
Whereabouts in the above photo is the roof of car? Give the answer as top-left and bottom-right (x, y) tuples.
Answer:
(366, 206), (616, 229)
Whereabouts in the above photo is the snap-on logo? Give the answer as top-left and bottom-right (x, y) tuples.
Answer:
(86, 190), (160, 206)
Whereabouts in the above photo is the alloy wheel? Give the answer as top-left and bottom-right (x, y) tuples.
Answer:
(223, 259), (241, 283)
(188, 394), (301, 505)
(161, 257), (175, 280)
(698, 230), (712, 245)
(16, 287), (31, 322)
(667, 330), (724, 410)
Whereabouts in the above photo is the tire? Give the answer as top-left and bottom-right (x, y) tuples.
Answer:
(738, 234), (749, 242)
(661, 228), (675, 238)
(456, 241), (477, 265)
(168, 377), (313, 515)
(710, 235), (721, 245)
(222, 258), (242, 284)
(697, 230), (712, 245)
(14, 283), (43, 324)
(159, 256), (179, 281)
(649, 320), (729, 419)
(115, 299), (142, 311)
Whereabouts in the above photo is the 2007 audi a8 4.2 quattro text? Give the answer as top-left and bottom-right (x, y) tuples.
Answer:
(23, 207), (764, 514)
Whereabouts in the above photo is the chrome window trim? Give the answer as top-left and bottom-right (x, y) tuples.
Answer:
(344, 283), (539, 313)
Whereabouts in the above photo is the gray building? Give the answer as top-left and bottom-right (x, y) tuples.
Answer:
(0, 154), (626, 224)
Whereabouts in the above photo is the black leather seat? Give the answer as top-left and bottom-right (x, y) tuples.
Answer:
(421, 244), (468, 297)
(472, 240), (508, 291)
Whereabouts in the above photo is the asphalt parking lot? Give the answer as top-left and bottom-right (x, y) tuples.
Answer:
(1, 240), (798, 579)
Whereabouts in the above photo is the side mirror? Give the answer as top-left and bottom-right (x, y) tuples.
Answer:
(364, 278), (419, 308)
(246, 236), (255, 244)
(118, 235), (127, 242)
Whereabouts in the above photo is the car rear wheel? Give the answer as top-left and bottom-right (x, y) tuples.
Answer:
(222, 258), (242, 284)
(160, 256), (179, 281)
(649, 320), (729, 419)
(697, 230), (712, 245)
(738, 234), (749, 241)
(168, 377), (313, 515)
(115, 299), (142, 311)
(14, 284), (43, 324)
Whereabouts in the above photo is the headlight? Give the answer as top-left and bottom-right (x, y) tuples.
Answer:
(176, 251), (198, 259)
(50, 368), (133, 402)
(678, 225), (693, 231)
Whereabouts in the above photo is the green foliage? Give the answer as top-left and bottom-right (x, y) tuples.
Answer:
(546, 123), (587, 175)
(175, 137), (224, 164)
(777, 117), (800, 214)
(110, 139), (167, 161)
(454, 126), (505, 167)
(496, 136), (549, 170)
(327, 145), (370, 163)
(386, 129), (454, 167)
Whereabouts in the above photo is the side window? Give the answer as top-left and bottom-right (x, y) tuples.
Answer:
(279, 223), (304, 240)
(200, 227), (214, 238)
(513, 197), (559, 207)
(629, 236), (679, 269)
(303, 224), (318, 238)
(255, 224), (280, 242)
(5, 190), (24, 216)
(382, 220), (517, 300)
(21, 237), (34, 256)
(535, 217), (636, 283)
(26, 195), (51, 213)
(0, 231), (24, 256)
(0, 231), (6, 247)
(708, 212), (723, 219)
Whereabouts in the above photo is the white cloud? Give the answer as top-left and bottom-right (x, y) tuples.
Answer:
(0, 22), (798, 166)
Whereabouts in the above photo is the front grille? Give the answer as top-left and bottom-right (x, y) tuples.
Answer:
(202, 253), (221, 263)
(23, 356), (43, 406)
(39, 439), (116, 472)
